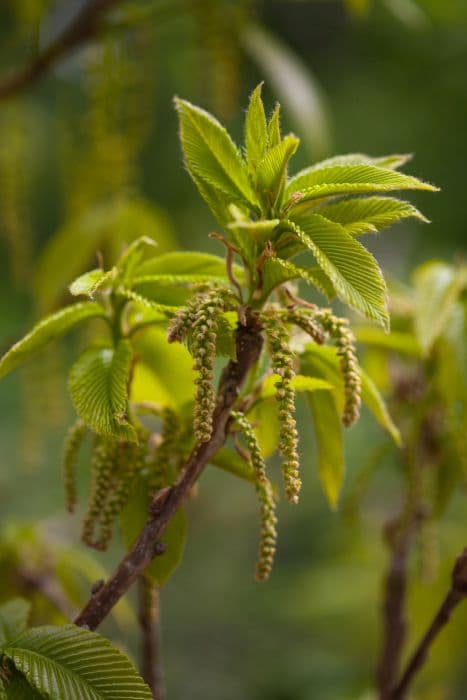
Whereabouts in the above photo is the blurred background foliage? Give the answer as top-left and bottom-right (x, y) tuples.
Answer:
(0, 1), (466, 698)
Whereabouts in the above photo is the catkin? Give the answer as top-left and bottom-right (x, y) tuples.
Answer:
(148, 407), (182, 491)
(283, 308), (325, 345)
(62, 418), (87, 513)
(262, 314), (301, 503)
(169, 287), (238, 444)
(314, 309), (361, 427)
(231, 411), (278, 581)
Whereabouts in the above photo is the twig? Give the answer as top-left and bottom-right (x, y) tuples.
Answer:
(139, 578), (165, 700)
(391, 547), (467, 699)
(74, 310), (263, 630)
(0, 0), (119, 101)
(376, 514), (418, 699)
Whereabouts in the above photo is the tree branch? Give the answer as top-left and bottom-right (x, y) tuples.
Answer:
(0, 0), (119, 101)
(391, 547), (467, 699)
(139, 578), (165, 700)
(74, 310), (263, 630)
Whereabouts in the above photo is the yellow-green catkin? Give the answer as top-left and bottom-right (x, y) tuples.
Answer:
(314, 309), (362, 427)
(82, 429), (148, 550)
(231, 411), (278, 581)
(148, 407), (182, 492)
(263, 314), (301, 503)
(169, 287), (237, 444)
(62, 418), (87, 513)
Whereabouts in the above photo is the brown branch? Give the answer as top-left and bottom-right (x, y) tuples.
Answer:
(0, 0), (119, 101)
(74, 310), (263, 630)
(376, 515), (418, 699)
(390, 547), (467, 699)
(139, 578), (165, 700)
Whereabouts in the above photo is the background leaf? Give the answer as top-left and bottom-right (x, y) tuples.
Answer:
(0, 599), (30, 647)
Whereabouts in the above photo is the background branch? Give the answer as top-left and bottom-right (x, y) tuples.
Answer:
(0, 0), (119, 101)
(391, 547), (467, 699)
(74, 311), (264, 631)
(139, 577), (165, 700)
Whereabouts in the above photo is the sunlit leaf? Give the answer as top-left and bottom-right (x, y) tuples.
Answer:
(244, 83), (268, 171)
(284, 214), (389, 329)
(256, 134), (299, 208)
(317, 196), (428, 236)
(210, 447), (255, 482)
(0, 302), (106, 380)
(68, 340), (136, 441)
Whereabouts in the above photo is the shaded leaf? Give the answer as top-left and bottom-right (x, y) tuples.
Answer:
(0, 600), (30, 647)
(174, 98), (257, 208)
(3, 672), (43, 699)
(210, 447), (255, 482)
(3, 625), (152, 699)
(261, 373), (332, 399)
(317, 196), (428, 236)
(354, 326), (422, 357)
(121, 477), (187, 587)
(69, 269), (115, 298)
(285, 214), (389, 329)
(307, 387), (345, 509)
(136, 251), (235, 278)
(412, 261), (467, 354)
(68, 340), (136, 441)
(0, 303), (106, 380)
(256, 134), (299, 208)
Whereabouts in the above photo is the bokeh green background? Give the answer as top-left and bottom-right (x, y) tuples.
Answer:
(0, 1), (466, 698)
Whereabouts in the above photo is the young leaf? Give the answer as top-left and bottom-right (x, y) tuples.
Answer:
(285, 214), (389, 329)
(259, 256), (336, 302)
(0, 302), (106, 381)
(267, 104), (281, 148)
(299, 153), (412, 173)
(136, 251), (234, 278)
(69, 269), (115, 298)
(256, 134), (299, 209)
(286, 164), (438, 205)
(174, 98), (258, 208)
(68, 340), (136, 441)
(2, 625), (152, 699)
(244, 83), (268, 170)
(307, 387), (345, 509)
(121, 477), (187, 587)
(317, 196), (428, 236)
(260, 374), (332, 399)
(115, 236), (158, 281)
(0, 599), (31, 646)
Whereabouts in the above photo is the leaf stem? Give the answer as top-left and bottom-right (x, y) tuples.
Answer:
(139, 578), (165, 700)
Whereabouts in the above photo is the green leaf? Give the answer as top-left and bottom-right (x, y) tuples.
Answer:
(317, 196), (428, 236)
(258, 257), (334, 302)
(261, 374), (332, 399)
(0, 302), (106, 380)
(68, 340), (136, 441)
(286, 164), (438, 204)
(174, 98), (258, 208)
(301, 344), (401, 445)
(69, 269), (115, 298)
(244, 83), (268, 170)
(121, 477), (187, 586)
(285, 214), (389, 329)
(136, 251), (233, 279)
(267, 104), (281, 148)
(0, 599), (30, 647)
(256, 135), (299, 209)
(2, 625), (152, 699)
(354, 327), (422, 357)
(243, 25), (331, 159)
(299, 153), (412, 173)
(210, 447), (255, 482)
(307, 388), (345, 509)
(189, 172), (233, 227)
(116, 236), (158, 281)
(412, 261), (467, 354)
